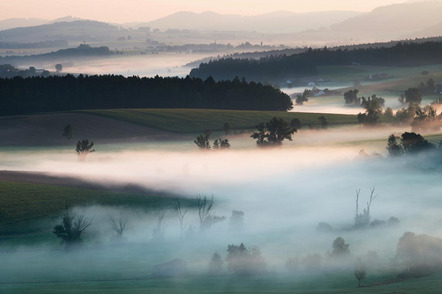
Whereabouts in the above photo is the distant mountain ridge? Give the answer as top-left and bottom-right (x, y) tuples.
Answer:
(0, 18), (49, 31)
(142, 10), (362, 33)
(0, 20), (129, 43)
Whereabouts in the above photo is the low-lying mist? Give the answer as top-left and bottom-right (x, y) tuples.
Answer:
(1, 127), (442, 285)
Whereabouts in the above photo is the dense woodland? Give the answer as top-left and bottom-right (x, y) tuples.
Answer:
(0, 75), (293, 115)
(190, 41), (442, 81)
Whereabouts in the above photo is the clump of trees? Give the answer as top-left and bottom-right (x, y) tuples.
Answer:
(357, 95), (385, 125)
(387, 132), (436, 156)
(251, 117), (296, 146)
(226, 243), (266, 275)
(0, 74), (293, 115)
(396, 232), (442, 277)
(53, 204), (93, 250)
(344, 89), (360, 106)
(194, 132), (230, 150)
(295, 89), (311, 105)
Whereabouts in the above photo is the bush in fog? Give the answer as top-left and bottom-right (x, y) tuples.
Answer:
(226, 243), (266, 275)
(387, 132), (436, 156)
(208, 252), (223, 275)
(62, 124), (72, 141)
(52, 204), (93, 250)
(229, 210), (244, 231)
(331, 237), (350, 256)
(396, 232), (442, 276)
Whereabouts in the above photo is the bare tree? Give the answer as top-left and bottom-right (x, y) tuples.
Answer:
(110, 213), (127, 239)
(354, 187), (378, 229)
(152, 209), (167, 242)
(172, 200), (187, 238)
(197, 194), (225, 230)
(53, 203), (93, 250)
(354, 258), (367, 287)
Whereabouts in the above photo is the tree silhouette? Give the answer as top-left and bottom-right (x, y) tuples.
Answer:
(251, 117), (296, 146)
(354, 259), (366, 287)
(194, 132), (211, 149)
(331, 237), (350, 256)
(213, 138), (230, 149)
(62, 124), (72, 141)
(53, 203), (93, 250)
(76, 139), (95, 160)
(55, 63), (63, 73)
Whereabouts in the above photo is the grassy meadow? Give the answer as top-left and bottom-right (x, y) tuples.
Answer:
(81, 109), (357, 133)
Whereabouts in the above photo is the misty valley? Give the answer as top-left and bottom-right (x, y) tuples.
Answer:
(2, 1), (442, 293)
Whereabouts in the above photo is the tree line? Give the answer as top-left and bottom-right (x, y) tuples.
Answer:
(190, 41), (442, 82)
(0, 75), (293, 115)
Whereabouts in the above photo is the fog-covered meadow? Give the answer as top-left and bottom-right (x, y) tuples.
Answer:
(1, 125), (442, 284)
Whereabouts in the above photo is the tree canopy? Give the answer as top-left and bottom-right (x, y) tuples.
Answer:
(0, 74), (293, 115)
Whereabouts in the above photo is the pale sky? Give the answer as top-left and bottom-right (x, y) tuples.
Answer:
(1, 0), (411, 23)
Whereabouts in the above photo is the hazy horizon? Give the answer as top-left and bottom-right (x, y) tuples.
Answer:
(1, 0), (416, 24)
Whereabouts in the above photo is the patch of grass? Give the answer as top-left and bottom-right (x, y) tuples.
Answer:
(0, 181), (192, 235)
(80, 109), (357, 133)
(2, 271), (442, 293)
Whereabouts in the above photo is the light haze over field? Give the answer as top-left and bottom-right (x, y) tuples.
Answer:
(2, 0), (413, 23)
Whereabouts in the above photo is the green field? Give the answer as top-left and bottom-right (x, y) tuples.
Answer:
(0, 181), (193, 235)
(2, 270), (442, 293)
(81, 109), (357, 133)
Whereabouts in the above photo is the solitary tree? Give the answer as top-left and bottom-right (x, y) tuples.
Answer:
(331, 237), (350, 256)
(76, 139), (95, 160)
(110, 213), (127, 240)
(53, 203), (93, 250)
(55, 63), (63, 73)
(354, 259), (367, 287)
(223, 122), (232, 135)
(62, 124), (73, 141)
(172, 199), (187, 238)
(318, 116), (328, 129)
